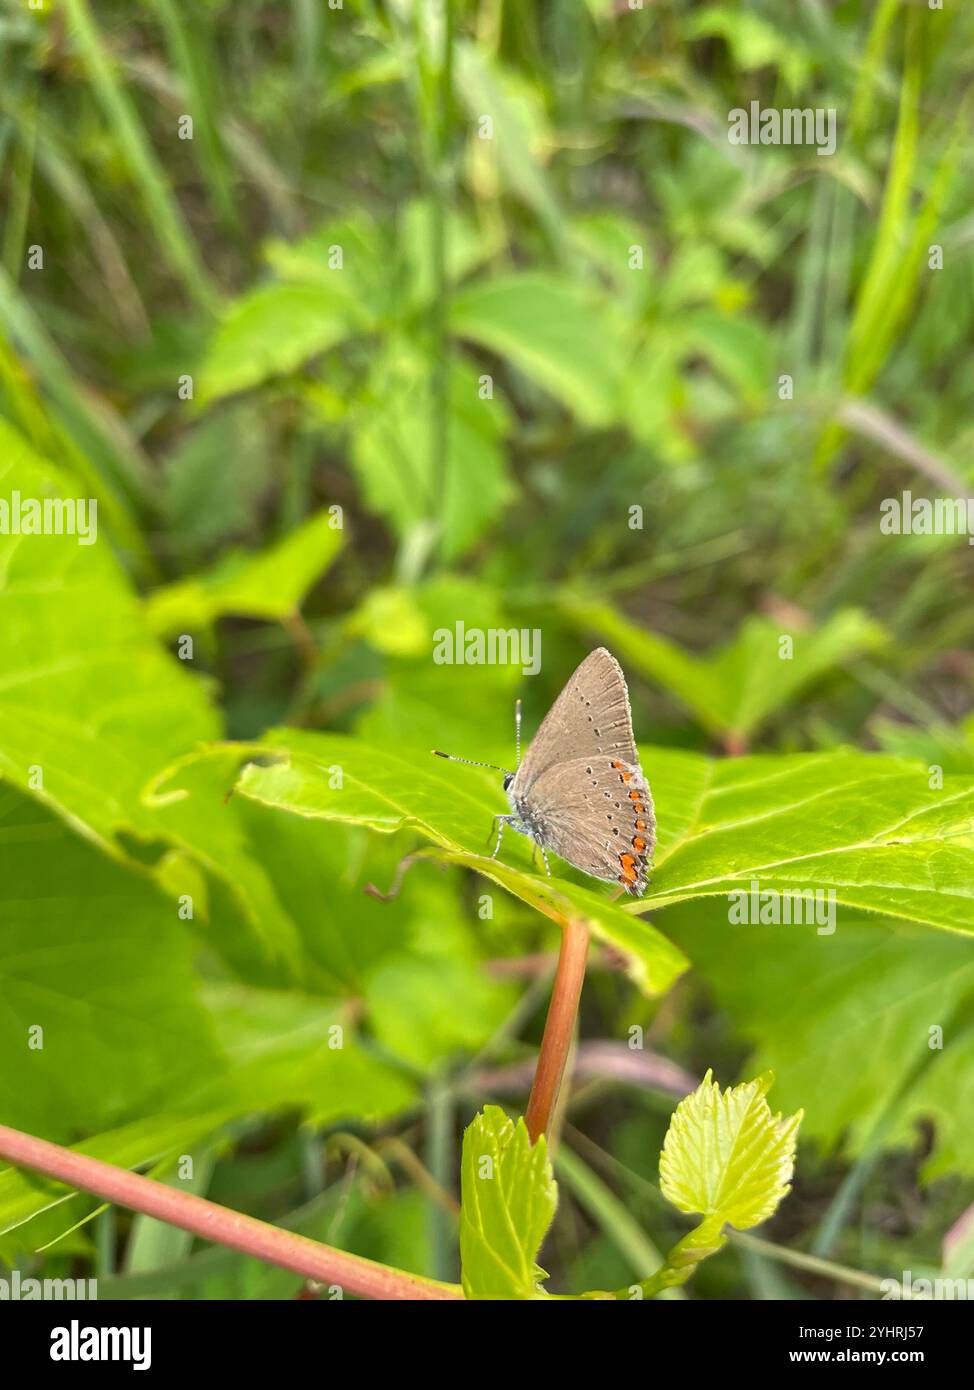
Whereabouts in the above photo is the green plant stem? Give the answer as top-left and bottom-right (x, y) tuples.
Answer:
(730, 1232), (890, 1297)
(0, 1123), (463, 1301)
(555, 1145), (686, 1300)
(568, 1126), (891, 1295)
(589, 1217), (726, 1301)
(525, 918), (590, 1145)
(429, 0), (454, 561)
(425, 1077), (455, 1282)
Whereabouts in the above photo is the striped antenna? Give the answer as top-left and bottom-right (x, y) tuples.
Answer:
(432, 750), (512, 775)
(514, 698), (522, 767)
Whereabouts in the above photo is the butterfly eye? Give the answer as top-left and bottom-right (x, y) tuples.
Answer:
(503, 774), (514, 792)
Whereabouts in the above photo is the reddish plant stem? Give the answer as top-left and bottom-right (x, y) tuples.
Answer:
(0, 1123), (462, 1301)
(524, 918), (591, 1145)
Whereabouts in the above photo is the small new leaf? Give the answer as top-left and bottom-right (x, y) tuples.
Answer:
(460, 1106), (557, 1300)
(660, 1070), (802, 1230)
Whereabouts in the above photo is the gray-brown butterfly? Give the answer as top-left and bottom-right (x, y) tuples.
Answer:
(433, 647), (655, 894)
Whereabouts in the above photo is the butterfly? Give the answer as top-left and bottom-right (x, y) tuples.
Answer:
(434, 647), (655, 894)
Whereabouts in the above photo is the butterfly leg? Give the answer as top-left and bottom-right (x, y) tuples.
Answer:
(539, 845), (552, 879)
(488, 815), (512, 860)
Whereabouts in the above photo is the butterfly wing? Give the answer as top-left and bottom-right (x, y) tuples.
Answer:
(511, 649), (653, 894)
(513, 753), (655, 894)
(513, 647), (639, 787)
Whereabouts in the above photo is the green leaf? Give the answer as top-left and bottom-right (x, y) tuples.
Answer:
(197, 282), (360, 404)
(226, 796), (518, 1070)
(229, 724), (974, 949)
(453, 43), (564, 242)
(639, 747), (974, 936)
(144, 507), (343, 636)
(262, 216), (386, 304)
(594, 1070), (804, 1299)
(683, 8), (812, 91)
(871, 715), (974, 775)
(896, 1029), (974, 1181)
(367, 950), (515, 1074)
(678, 309), (774, 401)
(451, 273), (624, 426)
(346, 586), (430, 659)
(660, 1070), (802, 1230)
(229, 730), (688, 996)
(561, 596), (885, 742)
(0, 786), (224, 1141)
(0, 428), (301, 972)
(0, 423), (218, 857)
(351, 348), (514, 562)
(0, 1111), (230, 1259)
(666, 904), (974, 1176)
(459, 1106), (557, 1300)
(197, 214), (394, 410)
(194, 982), (416, 1126)
(0, 961), (416, 1253)
(161, 403), (274, 558)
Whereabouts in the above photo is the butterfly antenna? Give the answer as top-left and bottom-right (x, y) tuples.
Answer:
(431, 750), (511, 774)
(514, 698), (522, 767)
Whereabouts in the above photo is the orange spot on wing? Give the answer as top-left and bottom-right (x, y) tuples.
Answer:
(618, 852), (638, 886)
(632, 836), (646, 853)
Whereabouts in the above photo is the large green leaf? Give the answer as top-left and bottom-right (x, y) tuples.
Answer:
(0, 425), (301, 972)
(229, 731), (689, 996)
(230, 731), (974, 953)
(0, 1111), (230, 1261)
(638, 748), (974, 936)
(261, 215), (389, 307)
(666, 903), (974, 1175)
(0, 421), (217, 855)
(0, 938), (416, 1256)
(459, 1106), (557, 1300)
(191, 983), (416, 1125)
(0, 787), (223, 1140)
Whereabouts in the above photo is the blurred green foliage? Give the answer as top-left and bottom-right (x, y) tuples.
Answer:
(1, 0), (973, 1298)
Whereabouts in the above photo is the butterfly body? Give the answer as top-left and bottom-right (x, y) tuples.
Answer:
(435, 648), (656, 895)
